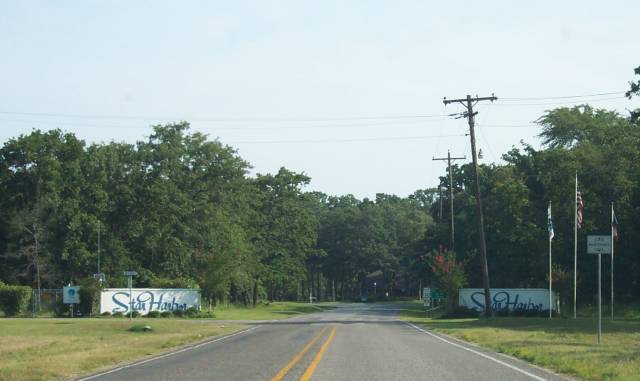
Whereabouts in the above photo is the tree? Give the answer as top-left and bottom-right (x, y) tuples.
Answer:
(626, 65), (640, 123)
(428, 250), (467, 312)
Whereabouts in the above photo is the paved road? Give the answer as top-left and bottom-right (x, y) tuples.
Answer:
(80, 304), (570, 381)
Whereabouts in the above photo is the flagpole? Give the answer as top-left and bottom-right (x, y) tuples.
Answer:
(549, 201), (552, 319)
(611, 202), (614, 320)
(574, 172), (577, 319)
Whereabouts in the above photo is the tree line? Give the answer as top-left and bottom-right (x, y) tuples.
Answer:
(2, 67), (639, 307)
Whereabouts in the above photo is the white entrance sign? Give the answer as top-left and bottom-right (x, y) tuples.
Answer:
(423, 287), (431, 306)
(459, 288), (557, 312)
(63, 286), (80, 304)
(100, 288), (200, 315)
(587, 235), (612, 254)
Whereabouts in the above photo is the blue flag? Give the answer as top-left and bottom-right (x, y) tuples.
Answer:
(547, 202), (554, 241)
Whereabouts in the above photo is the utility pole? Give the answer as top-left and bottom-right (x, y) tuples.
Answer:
(443, 94), (497, 316)
(433, 151), (466, 251)
(438, 185), (443, 221)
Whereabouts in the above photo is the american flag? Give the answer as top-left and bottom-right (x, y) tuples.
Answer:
(576, 191), (584, 229)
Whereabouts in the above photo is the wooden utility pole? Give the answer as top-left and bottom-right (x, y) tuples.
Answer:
(443, 94), (497, 316)
(433, 150), (465, 251)
(437, 185), (443, 221)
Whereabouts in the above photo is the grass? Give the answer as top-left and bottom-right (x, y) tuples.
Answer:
(399, 302), (640, 381)
(210, 301), (336, 320)
(0, 318), (243, 381)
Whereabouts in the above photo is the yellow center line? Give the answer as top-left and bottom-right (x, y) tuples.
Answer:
(299, 327), (337, 381)
(270, 327), (328, 381)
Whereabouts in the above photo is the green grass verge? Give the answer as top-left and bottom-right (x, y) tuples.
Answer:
(399, 302), (640, 381)
(0, 318), (243, 381)
(210, 301), (336, 320)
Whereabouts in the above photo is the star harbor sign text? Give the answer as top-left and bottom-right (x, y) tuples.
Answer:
(459, 288), (558, 312)
(100, 288), (201, 315)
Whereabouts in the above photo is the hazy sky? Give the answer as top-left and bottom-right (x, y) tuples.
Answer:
(1, 1), (638, 198)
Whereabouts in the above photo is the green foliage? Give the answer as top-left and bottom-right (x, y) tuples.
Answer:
(147, 310), (160, 318)
(428, 251), (467, 312)
(78, 278), (101, 316)
(149, 276), (199, 289)
(626, 65), (640, 122)
(128, 324), (152, 332)
(160, 311), (173, 318)
(0, 285), (32, 316)
(2, 80), (640, 310)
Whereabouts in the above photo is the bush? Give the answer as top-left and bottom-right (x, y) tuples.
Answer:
(112, 311), (124, 318)
(196, 310), (215, 319)
(0, 285), (32, 316)
(101, 311), (111, 317)
(493, 308), (560, 318)
(78, 278), (102, 316)
(160, 311), (173, 318)
(440, 306), (480, 319)
(147, 310), (161, 318)
(185, 307), (199, 317)
(128, 324), (153, 332)
(131, 310), (140, 318)
(173, 309), (185, 317)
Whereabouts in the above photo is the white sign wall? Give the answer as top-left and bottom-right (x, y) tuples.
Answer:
(100, 288), (201, 315)
(458, 288), (558, 312)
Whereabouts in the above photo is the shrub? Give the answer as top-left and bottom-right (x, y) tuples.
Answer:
(128, 324), (153, 332)
(131, 310), (140, 318)
(173, 309), (185, 317)
(0, 285), (32, 316)
(147, 310), (161, 318)
(185, 307), (199, 317)
(160, 311), (173, 318)
(428, 250), (468, 313)
(112, 311), (124, 317)
(78, 278), (102, 316)
(440, 306), (480, 319)
(197, 310), (215, 319)
(101, 311), (112, 317)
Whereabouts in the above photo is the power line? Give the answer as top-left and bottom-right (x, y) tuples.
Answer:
(501, 91), (624, 101)
(228, 134), (466, 144)
(0, 116), (454, 131)
(0, 110), (449, 122)
(483, 96), (626, 107)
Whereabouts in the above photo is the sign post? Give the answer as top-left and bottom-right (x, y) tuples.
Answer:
(63, 285), (80, 318)
(587, 235), (612, 345)
(123, 271), (138, 320)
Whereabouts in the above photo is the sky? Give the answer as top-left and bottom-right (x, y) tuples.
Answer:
(1, 1), (638, 199)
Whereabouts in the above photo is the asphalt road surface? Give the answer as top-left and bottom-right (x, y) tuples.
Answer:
(79, 304), (570, 381)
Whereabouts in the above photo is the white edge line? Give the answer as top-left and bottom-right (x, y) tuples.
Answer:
(77, 325), (260, 381)
(405, 322), (547, 381)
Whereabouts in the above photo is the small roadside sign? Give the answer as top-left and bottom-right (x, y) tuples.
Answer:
(431, 290), (446, 300)
(587, 235), (612, 254)
(63, 286), (80, 304)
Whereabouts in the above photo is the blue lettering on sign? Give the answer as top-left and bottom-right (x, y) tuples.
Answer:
(111, 291), (191, 314)
(469, 291), (544, 312)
